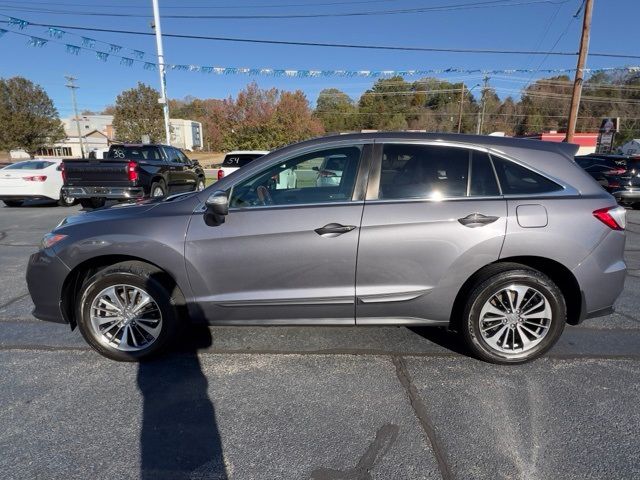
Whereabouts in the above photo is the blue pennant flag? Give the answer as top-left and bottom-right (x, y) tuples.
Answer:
(9, 17), (29, 29)
(143, 62), (156, 70)
(96, 51), (109, 62)
(200, 66), (213, 74)
(120, 57), (134, 67)
(82, 37), (95, 48)
(47, 28), (65, 39)
(65, 44), (81, 55)
(27, 37), (47, 48)
(109, 44), (122, 53)
(133, 50), (144, 59)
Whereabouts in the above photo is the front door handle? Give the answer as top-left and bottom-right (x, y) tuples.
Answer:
(314, 223), (356, 237)
(458, 213), (500, 228)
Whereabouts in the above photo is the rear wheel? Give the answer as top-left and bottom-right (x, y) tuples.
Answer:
(2, 200), (23, 207)
(150, 180), (167, 198)
(76, 261), (182, 361)
(461, 265), (566, 364)
(58, 189), (76, 207)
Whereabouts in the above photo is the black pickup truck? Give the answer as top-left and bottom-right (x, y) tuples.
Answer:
(62, 144), (206, 208)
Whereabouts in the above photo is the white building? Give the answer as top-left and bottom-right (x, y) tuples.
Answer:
(37, 129), (109, 158)
(62, 114), (115, 140)
(169, 119), (203, 151)
(620, 139), (640, 156)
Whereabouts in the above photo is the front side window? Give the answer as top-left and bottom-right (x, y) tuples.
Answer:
(378, 144), (499, 199)
(229, 146), (362, 208)
(491, 156), (562, 195)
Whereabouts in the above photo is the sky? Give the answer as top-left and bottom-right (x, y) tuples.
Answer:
(0, 0), (638, 118)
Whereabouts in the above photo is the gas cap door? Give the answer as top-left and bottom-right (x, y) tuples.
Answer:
(516, 204), (548, 228)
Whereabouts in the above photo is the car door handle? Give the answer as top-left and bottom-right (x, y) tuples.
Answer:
(458, 213), (500, 228)
(314, 223), (356, 237)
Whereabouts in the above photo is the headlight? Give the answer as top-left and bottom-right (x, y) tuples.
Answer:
(41, 233), (67, 249)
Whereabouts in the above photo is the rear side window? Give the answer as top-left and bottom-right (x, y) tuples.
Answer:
(378, 144), (499, 199)
(491, 156), (562, 195)
(5, 161), (54, 170)
(223, 154), (263, 167)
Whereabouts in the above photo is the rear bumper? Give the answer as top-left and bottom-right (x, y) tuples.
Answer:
(612, 189), (640, 203)
(26, 249), (71, 324)
(63, 186), (145, 199)
(572, 230), (626, 322)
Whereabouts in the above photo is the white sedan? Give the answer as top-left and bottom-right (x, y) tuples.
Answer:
(0, 159), (75, 207)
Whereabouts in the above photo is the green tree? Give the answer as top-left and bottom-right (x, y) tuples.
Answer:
(0, 77), (65, 154)
(112, 82), (164, 142)
(315, 89), (358, 132)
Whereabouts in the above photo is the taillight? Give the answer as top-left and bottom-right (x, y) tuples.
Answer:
(593, 206), (626, 230)
(608, 180), (621, 188)
(23, 175), (47, 182)
(217, 169), (225, 180)
(58, 163), (66, 182)
(127, 161), (138, 182)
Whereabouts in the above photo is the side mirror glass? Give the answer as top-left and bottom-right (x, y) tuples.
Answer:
(205, 190), (229, 216)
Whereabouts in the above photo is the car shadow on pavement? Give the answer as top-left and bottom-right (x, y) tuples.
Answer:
(137, 323), (228, 480)
(408, 326), (470, 357)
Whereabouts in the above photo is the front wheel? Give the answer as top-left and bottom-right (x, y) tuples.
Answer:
(76, 261), (182, 361)
(461, 265), (566, 364)
(196, 178), (206, 191)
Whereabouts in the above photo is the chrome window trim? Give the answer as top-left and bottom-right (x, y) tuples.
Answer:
(228, 200), (365, 213)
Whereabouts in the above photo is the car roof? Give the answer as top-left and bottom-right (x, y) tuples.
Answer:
(225, 150), (270, 155)
(270, 132), (580, 159)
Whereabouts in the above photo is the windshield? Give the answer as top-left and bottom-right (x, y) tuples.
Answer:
(4, 161), (54, 170)
(222, 154), (264, 167)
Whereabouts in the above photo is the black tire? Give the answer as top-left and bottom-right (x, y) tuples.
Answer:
(150, 180), (167, 198)
(2, 200), (23, 207)
(76, 261), (183, 361)
(196, 177), (206, 191)
(57, 189), (76, 207)
(461, 264), (566, 364)
(79, 197), (106, 209)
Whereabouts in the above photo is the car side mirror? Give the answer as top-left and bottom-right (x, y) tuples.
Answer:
(205, 190), (228, 216)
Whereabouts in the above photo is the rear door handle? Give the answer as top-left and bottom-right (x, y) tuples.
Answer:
(458, 213), (500, 228)
(314, 223), (356, 237)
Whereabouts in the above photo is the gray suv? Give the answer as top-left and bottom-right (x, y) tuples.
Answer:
(26, 133), (627, 364)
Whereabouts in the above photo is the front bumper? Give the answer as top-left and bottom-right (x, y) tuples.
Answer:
(26, 249), (71, 323)
(62, 186), (145, 199)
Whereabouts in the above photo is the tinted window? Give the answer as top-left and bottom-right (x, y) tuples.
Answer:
(470, 151), (500, 196)
(230, 146), (362, 208)
(223, 154), (264, 167)
(5, 161), (54, 170)
(492, 156), (562, 195)
(107, 146), (162, 161)
(175, 149), (190, 163)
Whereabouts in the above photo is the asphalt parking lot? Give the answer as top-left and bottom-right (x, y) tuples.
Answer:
(1, 202), (639, 480)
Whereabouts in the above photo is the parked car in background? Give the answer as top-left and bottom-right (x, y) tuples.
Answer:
(28, 133), (626, 364)
(575, 155), (640, 208)
(314, 154), (347, 187)
(62, 144), (206, 209)
(215, 150), (269, 180)
(0, 159), (75, 207)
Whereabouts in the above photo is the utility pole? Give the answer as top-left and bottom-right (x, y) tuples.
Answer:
(476, 75), (490, 135)
(566, 0), (594, 143)
(457, 84), (465, 134)
(151, 0), (171, 145)
(65, 75), (85, 159)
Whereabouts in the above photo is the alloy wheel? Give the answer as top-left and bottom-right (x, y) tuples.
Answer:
(478, 284), (552, 355)
(89, 284), (163, 352)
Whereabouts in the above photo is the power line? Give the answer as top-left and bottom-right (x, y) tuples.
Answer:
(1, 19), (636, 58)
(0, 0), (406, 9)
(0, 0), (574, 19)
